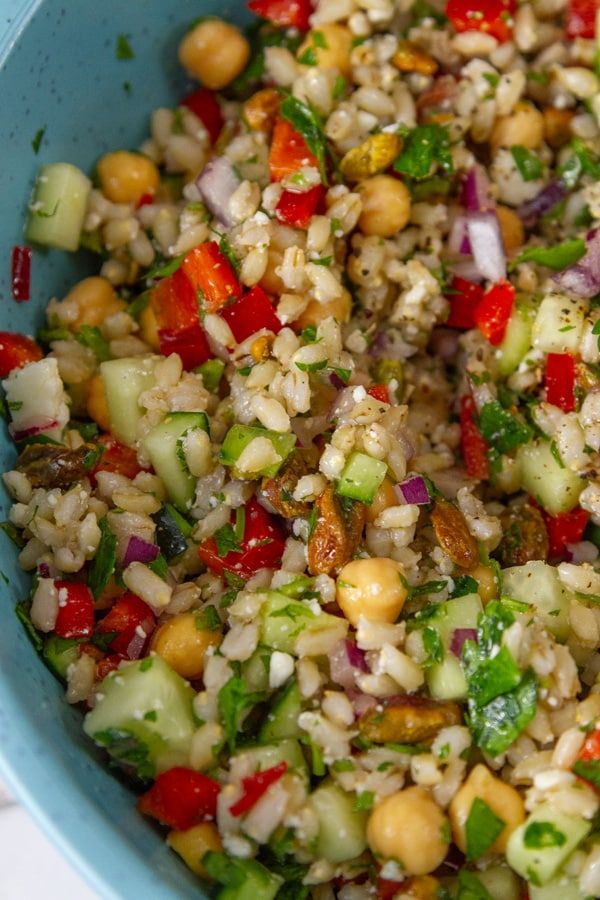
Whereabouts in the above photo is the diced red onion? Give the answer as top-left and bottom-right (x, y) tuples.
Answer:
(395, 475), (431, 506)
(345, 639), (369, 672)
(466, 211), (506, 283)
(449, 259), (485, 282)
(9, 418), (59, 441)
(37, 562), (51, 578)
(566, 541), (599, 564)
(450, 628), (477, 657)
(122, 535), (160, 568)
(447, 214), (471, 256)
(553, 230), (600, 298)
(196, 156), (240, 228)
(518, 180), (566, 229)
(328, 640), (357, 689)
(348, 690), (378, 717)
(462, 165), (495, 212)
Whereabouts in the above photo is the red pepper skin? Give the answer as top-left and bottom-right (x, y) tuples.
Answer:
(198, 497), (286, 577)
(247, 0), (313, 30)
(543, 507), (589, 560)
(230, 761), (288, 817)
(180, 88), (224, 144)
(138, 767), (221, 831)
(93, 434), (148, 481)
(446, 277), (484, 330)
(460, 395), (489, 480)
(96, 654), (123, 681)
(182, 242), (241, 314)
(11, 246), (32, 302)
(566, 0), (599, 37)
(151, 268), (213, 369)
(96, 592), (156, 659)
(446, 0), (517, 42)
(135, 193), (154, 210)
(474, 281), (515, 346)
(54, 581), (95, 640)
(220, 287), (283, 344)
(377, 877), (404, 900)
(545, 353), (576, 413)
(269, 118), (319, 183)
(0, 331), (43, 377)
(275, 185), (326, 229)
(367, 384), (390, 404)
(573, 729), (600, 792)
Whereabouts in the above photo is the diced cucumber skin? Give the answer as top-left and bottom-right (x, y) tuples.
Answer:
(518, 440), (583, 516)
(502, 561), (572, 642)
(497, 308), (532, 376)
(529, 876), (586, 900)
(307, 781), (368, 863)
(218, 859), (283, 900)
(336, 452), (387, 504)
(260, 678), (302, 742)
(142, 412), (209, 512)
(532, 294), (587, 354)
(220, 424), (296, 478)
(476, 865), (521, 900)
(101, 356), (158, 446)
(233, 739), (309, 782)
(25, 163), (92, 251)
(241, 649), (270, 693)
(427, 655), (469, 701)
(43, 636), (81, 680)
(259, 592), (342, 656)
(506, 802), (591, 886)
(423, 594), (482, 700)
(151, 505), (189, 561)
(83, 655), (196, 777)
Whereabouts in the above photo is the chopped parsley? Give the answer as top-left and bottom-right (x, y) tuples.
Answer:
(510, 238), (586, 272)
(279, 94), (328, 183)
(214, 522), (243, 557)
(511, 145), (543, 182)
(450, 575), (479, 598)
(88, 518), (117, 600)
(465, 797), (505, 860)
(478, 401), (532, 455)
(31, 126), (46, 155)
(394, 124), (454, 181)
(145, 253), (185, 280)
(422, 625), (444, 667)
(354, 790), (375, 811)
(217, 673), (265, 751)
(572, 757), (600, 790)
(115, 34), (134, 60)
(76, 325), (110, 362)
(195, 606), (221, 631)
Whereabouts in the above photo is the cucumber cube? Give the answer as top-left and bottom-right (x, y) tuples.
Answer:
(220, 424), (296, 478)
(336, 452), (387, 504)
(307, 781), (368, 863)
(142, 411), (209, 512)
(532, 294), (587, 354)
(502, 560), (572, 642)
(259, 592), (345, 656)
(518, 440), (583, 515)
(25, 163), (92, 251)
(232, 738), (309, 783)
(497, 307), (533, 376)
(507, 802), (591, 886)
(43, 636), (81, 680)
(101, 356), (158, 446)
(423, 593), (483, 700)
(260, 678), (302, 742)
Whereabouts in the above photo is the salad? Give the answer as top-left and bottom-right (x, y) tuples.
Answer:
(4, 0), (600, 897)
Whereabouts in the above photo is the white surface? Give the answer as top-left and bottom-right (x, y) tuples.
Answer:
(0, 783), (99, 899)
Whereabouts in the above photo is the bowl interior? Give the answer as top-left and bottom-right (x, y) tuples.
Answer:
(0, 2), (248, 897)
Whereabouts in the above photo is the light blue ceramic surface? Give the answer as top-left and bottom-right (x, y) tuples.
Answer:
(0, 1), (249, 896)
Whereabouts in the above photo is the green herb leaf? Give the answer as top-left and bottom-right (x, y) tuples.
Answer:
(76, 325), (110, 362)
(93, 727), (154, 780)
(196, 358), (225, 392)
(218, 674), (265, 751)
(298, 47), (317, 66)
(31, 126), (46, 155)
(510, 145), (543, 182)
(219, 234), (241, 274)
(296, 359), (328, 373)
(88, 518), (117, 599)
(214, 522), (242, 557)
(409, 579), (447, 599)
(510, 238), (586, 272)
(195, 606), (221, 631)
(523, 821), (567, 849)
(145, 253), (185, 280)
(572, 758), (600, 790)
(148, 554), (169, 579)
(394, 124), (454, 181)
(333, 75), (347, 100)
(115, 34), (134, 60)
(478, 401), (532, 455)
(450, 575), (479, 598)
(279, 94), (328, 183)
(457, 870), (494, 900)
(465, 797), (505, 860)
(0, 521), (25, 549)
(422, 626), (444, 668)
(354, 790), (375, 811)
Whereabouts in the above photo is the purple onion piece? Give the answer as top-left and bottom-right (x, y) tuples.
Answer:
(450, 628), (478, 658)
(37, 562), (51, 578)
(518, 180), (566, 229)
(447, 214), (470, 255)
(553, 229), (600, 298)
(196, 156), (240, 228)
(345, 639), (369, 672)
(9, 418), (60, 441)
(466, 211), (506, 283)
(395, 475), (431, 506)
(462, 164), (495, 212)
(329, 372), (346, 391)
(122, 535), (160, 568)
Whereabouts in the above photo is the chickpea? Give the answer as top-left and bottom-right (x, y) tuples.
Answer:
(63, 276), (126, 330)
(367, 786), (450, 876)
(294, 287), (352, 331)
(179, 18), (250, 90)
(97, 151), (160, 205)
(297, 24), (353, 77)
(167, 822), (222, 877)
(543, 107), (574, 149)
(86, 374), (111, 432)
(490, 102), (544, 154)
(470, 562), (497, 605)
(358, 176), (411, 238)
(243, 88), (280, 133)
(149, 613), (221, 680)
(365, 477), (398, 524)
(139, 303), (161, 351)
(449, 764), (525, 855)
(336, 557), (408, 627)
(496, 205), (524, 255)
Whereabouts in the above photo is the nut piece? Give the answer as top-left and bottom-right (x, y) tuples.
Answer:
(359, 695), (462, 744)
(431, 498), (479, 570)
(261, 451), (315, 519)
(308, 485), (366, 576)
(496, 504), (549, 567)
(243, 88), (280, 133)
(16, 443), (96, 489)
(393, 42), (438, 76)
(340, 133), (403, 182)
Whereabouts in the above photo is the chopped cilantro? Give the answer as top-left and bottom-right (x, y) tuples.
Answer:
(145, 253), (185, 280)
(332, 759), (355, 772)
(312, 256), (332, 266)
(422, 626), (444, 668)
(214, 523), (243, 557)
(115, 34), (134, 60)
(511, 145), (543, 182)
(219, 234), (240, 274)
(148, 554), (169, 579)
(394, 124), (454, 181)
(465, 797), (505, 860)
(88, 518), (117, 600)
(510, 238), (586, 272)
(296, 359), (328, 373)
(279, 94), (328, 183)
(333, 75), (347, 100)
(76, 325), (110, 362)
(354, 791), (375, 811)
(457, 870), (494, 900)
(298, 47), (317, 66)
(195, 606), (221, 631)
(572, 757), (600, 790)
(218, 673), (265, 751)
(478, 401), (532, 455)
(31, 126), (46, 155)
(450, 575), (479, 598)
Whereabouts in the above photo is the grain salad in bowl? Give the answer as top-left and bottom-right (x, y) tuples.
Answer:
(4, 0), (600, 896)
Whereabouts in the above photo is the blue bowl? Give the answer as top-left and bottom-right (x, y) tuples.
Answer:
(0, 2), (248, 896)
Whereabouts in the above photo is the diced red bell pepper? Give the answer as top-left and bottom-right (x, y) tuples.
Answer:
(198, 497), (286, 577)
(135, 193), (154, 210)
(377, 877), (404, 900)
(11, 246), (32, 302)
(220, 286), (283, 344)
(446, 0), (517, 42)
(93, 434), (148, 480)
(182, 242), (241, 315)
(0, 331), (43, 377)
(247, 0), (313, 30)
(460, 395), (489, 480)
(230, 761), (287, 817)
(545, 352), (576, 413)
(269, 118), (319, 183)
(367, 384), (390, 404)
(96, 654), (124, 681)
(573, 728), (600, 791)
(566, 0), (599, 38)
(542, 506), (589, 560)
(180, 88), (224, 144)
(138, 767), (221, 831)
(275, 185), (326, 229)
(96, 592), (156, 659)
(474, 281), (515, 346)
(151, 267), (213, 369)
(54, 581), (95, 640)
(446, 277), (485, 330)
